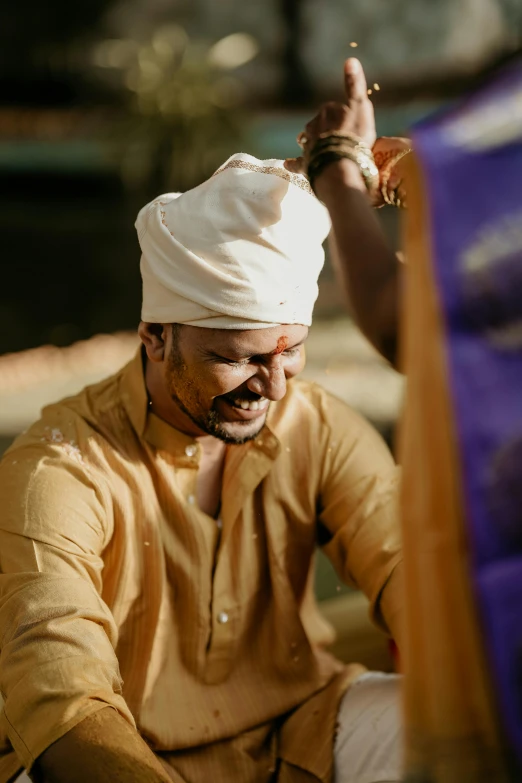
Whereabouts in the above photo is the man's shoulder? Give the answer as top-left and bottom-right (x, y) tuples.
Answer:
(0, 377), (127, 546)
(267, 379), (396, 487)
(4, 361), (131, 467)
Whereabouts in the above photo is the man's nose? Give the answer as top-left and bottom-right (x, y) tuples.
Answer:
(247, 357), (287, 401)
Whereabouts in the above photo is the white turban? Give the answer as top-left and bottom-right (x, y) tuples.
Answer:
(136, 152), (331, 329)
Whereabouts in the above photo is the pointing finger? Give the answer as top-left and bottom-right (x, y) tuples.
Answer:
(344, 58), (368, 104)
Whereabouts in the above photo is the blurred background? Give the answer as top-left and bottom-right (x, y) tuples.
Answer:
(1, 0), (521, 667)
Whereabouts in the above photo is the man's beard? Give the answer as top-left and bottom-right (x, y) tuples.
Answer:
(167, 344), (266, 445)
(170, 387), (265, 444)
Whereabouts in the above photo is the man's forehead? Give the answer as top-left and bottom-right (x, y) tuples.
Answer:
(190, 324), (308, 354)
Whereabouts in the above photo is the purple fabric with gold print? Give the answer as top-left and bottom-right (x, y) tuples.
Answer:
(412, 57), (522, 769)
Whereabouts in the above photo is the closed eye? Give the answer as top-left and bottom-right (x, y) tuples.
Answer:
(213, 346), (302, 366)
(220, 357), (250, 367)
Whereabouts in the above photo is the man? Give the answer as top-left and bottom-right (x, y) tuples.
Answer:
(0, 155), (403, 783)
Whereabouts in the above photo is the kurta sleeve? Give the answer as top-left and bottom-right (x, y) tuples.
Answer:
(0, 442), (134, 771)
(318, 395), (403, 642)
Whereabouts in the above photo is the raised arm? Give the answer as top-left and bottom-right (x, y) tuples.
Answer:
(315, 155), (401, 366)
(286, 59), (409, 368)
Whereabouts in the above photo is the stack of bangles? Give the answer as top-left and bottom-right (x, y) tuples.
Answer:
(298, 131), (411, 208)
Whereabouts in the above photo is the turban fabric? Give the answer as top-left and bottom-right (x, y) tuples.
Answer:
(136, 153), (331, 329)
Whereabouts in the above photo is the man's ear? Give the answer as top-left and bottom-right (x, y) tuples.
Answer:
(138, 322), (167, 362)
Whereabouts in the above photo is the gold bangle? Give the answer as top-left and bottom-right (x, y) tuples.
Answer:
(308, 144), (379, 195)
(306, 133), (379, 195)
(317, 130), (371, 150)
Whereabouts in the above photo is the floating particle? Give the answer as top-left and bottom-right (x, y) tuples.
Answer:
(350, 42), (358, 48)
(373, 83), (381, 91)
(367, 88), (373, 95)
(63, 442), (84, 465)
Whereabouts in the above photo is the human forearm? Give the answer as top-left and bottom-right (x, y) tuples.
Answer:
(32, 708), (181, 783)
(314, 159), (401, 366)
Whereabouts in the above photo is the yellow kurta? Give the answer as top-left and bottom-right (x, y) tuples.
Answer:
(0, 350), (402, 782)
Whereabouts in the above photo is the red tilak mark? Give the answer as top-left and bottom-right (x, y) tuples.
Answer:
(274, 336), (289, 354)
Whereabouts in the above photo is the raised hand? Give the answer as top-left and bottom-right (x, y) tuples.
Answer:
(285, 58), (376, 183)
(286, 58), (412, 208)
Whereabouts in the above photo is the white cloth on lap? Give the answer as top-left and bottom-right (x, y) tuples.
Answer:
(334, 672), (403, 783)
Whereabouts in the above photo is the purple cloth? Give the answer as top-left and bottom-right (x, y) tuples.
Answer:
(412, 57), (522, 769)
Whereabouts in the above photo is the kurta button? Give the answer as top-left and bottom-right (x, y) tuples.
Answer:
(217, 611), (229, 624)
(185, 444), (197, 457)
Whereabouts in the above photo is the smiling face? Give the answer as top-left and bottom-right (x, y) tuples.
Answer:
(159, 323), (308, 443)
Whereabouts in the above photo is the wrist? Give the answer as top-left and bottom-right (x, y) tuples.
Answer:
(313, 158), (367, 201)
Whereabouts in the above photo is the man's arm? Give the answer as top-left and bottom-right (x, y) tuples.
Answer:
(33, 709), (177, 783)
(0, 436), (183, 782)
(316, 394), (403, 648)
